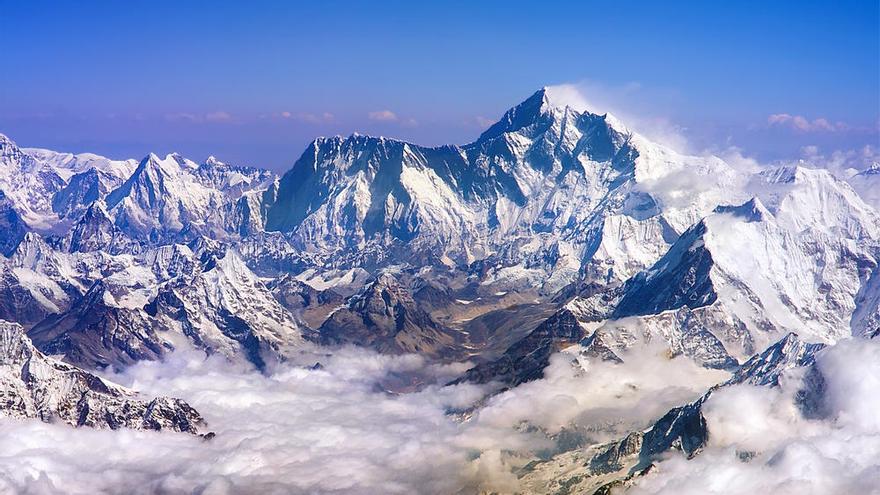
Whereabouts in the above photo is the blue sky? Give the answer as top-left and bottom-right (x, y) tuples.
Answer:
(1, 0), (877, 171)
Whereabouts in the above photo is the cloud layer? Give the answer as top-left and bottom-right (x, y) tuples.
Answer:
(624, 338), (880, 495)
(0, 343), (724, 494)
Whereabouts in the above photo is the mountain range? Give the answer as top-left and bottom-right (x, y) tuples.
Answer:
(0, 87), (877, 493)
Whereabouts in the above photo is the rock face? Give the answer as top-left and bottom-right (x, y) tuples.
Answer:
(318, 273), (458, 357)
(0, 190), (28, 256)
(459, 170), (879, 386)
(0, 320), (205, 434)
(28, 281), (169, 369)
(55, 200), (139, 254)
(27, 244), (305, 371)
(453, 306), (587, 387)
(517, 332), (830, 494)
(265, 88), (740, 293)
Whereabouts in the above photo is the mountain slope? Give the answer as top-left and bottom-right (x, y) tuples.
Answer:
(266, 88), (743, 294)
(318, 273), (458, 357)
(0, 320), (205, 434)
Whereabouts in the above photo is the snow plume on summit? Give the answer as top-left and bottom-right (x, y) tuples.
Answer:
(0, 85), (878, 495)
(543, 81), (692, 153)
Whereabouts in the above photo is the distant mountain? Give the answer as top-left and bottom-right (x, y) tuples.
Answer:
(0, 88), (878, 449)
(105, 152), (273, 243)
(265, 88), (741, 294)
(848, 161), (880, 210)
(458, 165), (879, 386)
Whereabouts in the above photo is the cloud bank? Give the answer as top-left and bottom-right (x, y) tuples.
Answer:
(624, 338), (880, 495)
(0, 343), (724, 494)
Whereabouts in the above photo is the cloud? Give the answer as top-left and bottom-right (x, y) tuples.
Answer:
(543, 81), (692, 153)
(623, 338), (880, 495)
(164, 111), (235, 124)
(0, 346), (529, 494)
(204, 111), (233, 122)
(368, 110), (398, 122)
(475, 344), (727, 442)
(767, 113), (848, 132)
(0, 325), (874, 495)
(0, 340), (729, 494)
(797, 144), (880, 177)
(164, 112), (200, 122)
(474, 116), (495, 129)
(280, 111), (335, 123)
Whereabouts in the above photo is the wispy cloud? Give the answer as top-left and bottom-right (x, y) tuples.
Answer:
(544, 81), (692, 153)
(204, 111), (232, 122)
(368, 110), (398, 122)
(165, 111), (235, 123)
(767, 113), (847, 132)
(473, 116), (495, 129)
(279, 111), (335, 123)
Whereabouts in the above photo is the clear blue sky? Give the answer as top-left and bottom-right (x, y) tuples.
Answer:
(1, 0), (877, 171)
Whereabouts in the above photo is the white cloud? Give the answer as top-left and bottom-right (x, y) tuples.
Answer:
(475, 345), (727, 442)
(543, 81), (692, 153)
(797, 144), (880, 178)
(165, 111), (234, 123)
(0, 346), (531, 494)
(474, 116), (495, 129)
(368, 110), (398, 122)
(624, 338), (880, 495)
(767, 113), (848, 132)
(280, 111), (335, 123)
(0, 340), (730, 494)
(204, 111), (233, 122)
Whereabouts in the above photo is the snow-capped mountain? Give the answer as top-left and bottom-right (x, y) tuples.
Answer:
(265, 88), (741, 294)
(105, 152), (272, 243)
(0, 133), (278, 248)
(0, 87), (877, 466)
(0, 134), (136, 232)
(848, 161), (880, 210)
(455, 164), (879, 386)
(24, 242), (305, 370)
(517, 332), (829, 494)
(0, 320), (205, 434)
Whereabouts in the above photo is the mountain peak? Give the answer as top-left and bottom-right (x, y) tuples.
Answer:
(714, 197), (771, 223)
(861, 162), (880, 176)
(0, 132), (22, 159)
(477, 87), (627, 144)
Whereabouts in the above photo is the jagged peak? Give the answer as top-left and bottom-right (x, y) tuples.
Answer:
(859, 162), (880, 176)
(713, 197), (771, 223)
(476, 87), (629, 144)
(204, 155), (225, 168)
(0, 133), (16, 148)
(13, 231), (50, 254)
(760, 164), (833, 185)
(729, 332), (826, 386)
(87, 198), (110, 215)
(0, 320), (35, 365)
(187, 235), (223, 258)
(0, 132), (22, 158)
